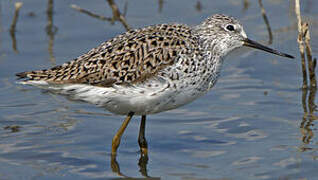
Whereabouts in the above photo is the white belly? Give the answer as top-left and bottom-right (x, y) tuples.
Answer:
(48, 78), (209, 115)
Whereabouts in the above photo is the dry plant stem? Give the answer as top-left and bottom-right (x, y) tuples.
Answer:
(295, 0), (317, 154)
(70, 4), (112, 21)
(106, 0), (131, 30)
(9, 29), (18, 53)
(295, 0), (308, 89)
(10, 2), (23, 53)
(258, 0), (273, 45)
(243, 0), (249, 12)
(195, 1), (202, 12)
(308, 87), (317, 114)
(123, 1), (128, 17)
(158, 0), (164, 13)
(302, 87), (308, 114)
(71, 2), (130, 31)
(244, 0), (249, 8)
(47, 0), (57, 66)
(10, 2), (23, 33)
(303, 23), (317, 88)
(300, 87), (317, 146)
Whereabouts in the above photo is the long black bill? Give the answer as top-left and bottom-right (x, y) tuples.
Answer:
(243, 38), (294, 59)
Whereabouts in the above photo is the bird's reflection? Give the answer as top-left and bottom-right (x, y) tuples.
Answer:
(138, 153), (149, 177)
(110, 152), (160, 179)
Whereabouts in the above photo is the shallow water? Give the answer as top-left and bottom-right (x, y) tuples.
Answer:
(1, 0), (318, 179)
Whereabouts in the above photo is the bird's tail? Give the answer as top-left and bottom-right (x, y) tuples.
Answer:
(16, 70), (48, 80)
(15, 70), (53, 85)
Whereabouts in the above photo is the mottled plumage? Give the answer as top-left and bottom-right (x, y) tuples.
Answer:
(17, 24), (198, 86)
(16, 14), (293, 156)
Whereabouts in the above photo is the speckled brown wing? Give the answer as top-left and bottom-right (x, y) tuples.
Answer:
(16, 24), (198, 87)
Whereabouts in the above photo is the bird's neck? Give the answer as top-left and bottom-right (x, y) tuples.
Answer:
(193, 25), (229, 58)
(193, 38), (225, 91)
(183, 50), (223, 92)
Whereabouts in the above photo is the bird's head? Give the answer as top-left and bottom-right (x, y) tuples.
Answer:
(194, 14), (294, 59)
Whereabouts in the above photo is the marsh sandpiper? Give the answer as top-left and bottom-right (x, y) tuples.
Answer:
(16, 14), (294, 156)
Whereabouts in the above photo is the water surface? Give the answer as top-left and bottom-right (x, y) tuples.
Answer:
(0, 0), (318, 179)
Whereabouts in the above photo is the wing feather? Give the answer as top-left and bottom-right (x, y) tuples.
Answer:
(17, 24), (197, 87)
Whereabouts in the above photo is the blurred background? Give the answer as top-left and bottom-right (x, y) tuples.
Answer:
(0, 0), (318, 179)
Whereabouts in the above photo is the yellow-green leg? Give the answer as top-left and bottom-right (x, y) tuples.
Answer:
(111, 112), (134, 156)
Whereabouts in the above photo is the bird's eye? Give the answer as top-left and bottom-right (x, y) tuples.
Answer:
(226, 24), (235, 31)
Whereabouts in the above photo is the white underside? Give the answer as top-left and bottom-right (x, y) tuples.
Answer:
(19, 78), (208, 115)
(19, 52), (223, 115)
